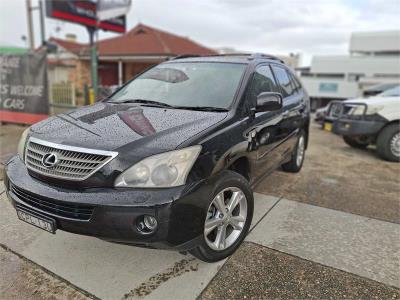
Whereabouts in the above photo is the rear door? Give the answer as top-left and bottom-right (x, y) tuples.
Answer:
(270, 65), (303, 159)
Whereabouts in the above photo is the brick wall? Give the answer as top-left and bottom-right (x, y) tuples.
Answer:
(67, 60), (90, 105)
(124, 62), (157, 81)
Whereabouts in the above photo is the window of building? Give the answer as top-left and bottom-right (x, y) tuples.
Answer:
(315, 73), (345, 79)
(348, 73), (365, 82)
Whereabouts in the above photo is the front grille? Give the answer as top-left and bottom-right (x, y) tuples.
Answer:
(25, 137), (117, 181)
(11, 185), (94, 220)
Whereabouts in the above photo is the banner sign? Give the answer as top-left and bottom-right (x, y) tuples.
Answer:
(97, 0), (131, 21)
(0, 52), (48, 124)
(46, 0), (126, 33)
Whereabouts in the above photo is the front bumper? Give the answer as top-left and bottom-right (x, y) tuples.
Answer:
(4, 157), (214, 250)
(333, 118), (386, 136)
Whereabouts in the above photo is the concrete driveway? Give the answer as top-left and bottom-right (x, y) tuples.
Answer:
(0, 187), (278, 299)
(0, 123), (399, 299)
(1, 185), (399, 299)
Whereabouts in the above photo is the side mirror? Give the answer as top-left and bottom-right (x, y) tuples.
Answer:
(256, 92), (283, 112)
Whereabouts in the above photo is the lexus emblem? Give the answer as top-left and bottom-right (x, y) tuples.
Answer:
(42, 153), (59, 168)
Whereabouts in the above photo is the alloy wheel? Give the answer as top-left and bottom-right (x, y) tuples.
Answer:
(296, 135), (305, 167)
(390, 132), (400, 157)
(204, 187), (247, 251)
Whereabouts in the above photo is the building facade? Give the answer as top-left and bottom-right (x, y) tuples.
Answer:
(300, 31), (400, 110)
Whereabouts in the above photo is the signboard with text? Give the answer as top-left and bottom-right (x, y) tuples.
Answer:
(45, 0), (126, 33)
(319, 82), (338, 93)
(0, 52), (48, 124)
(97, 0), (131, 21)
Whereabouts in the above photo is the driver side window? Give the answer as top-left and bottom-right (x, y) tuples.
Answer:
(246, 65), (278, 106)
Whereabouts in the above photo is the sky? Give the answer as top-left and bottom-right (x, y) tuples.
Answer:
(0, 0), (399, 65)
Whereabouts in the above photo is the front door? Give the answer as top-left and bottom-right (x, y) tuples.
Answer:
(245, 64), (286, 183)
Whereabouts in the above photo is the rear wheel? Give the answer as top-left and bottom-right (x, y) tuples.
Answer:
(282, 132), (306, 173)
(189, 171), (253, 262)
(343, 136), (368, 149)
(377, 124), (400, 162)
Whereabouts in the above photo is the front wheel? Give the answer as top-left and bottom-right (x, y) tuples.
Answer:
(377, 124), (400, 162)
(189, 171), (254, 262)
(282, 131), (306, 173)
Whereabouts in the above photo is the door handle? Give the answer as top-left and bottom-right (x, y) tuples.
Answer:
(282, 111), (289, 118)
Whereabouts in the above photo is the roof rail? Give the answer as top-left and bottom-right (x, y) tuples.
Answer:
(200, 52), (284, 63)
(170, 54), (201, 60)
(249, 53), (285, 63)
(215, 53), (253, 57)
(169, 53), (285, 64)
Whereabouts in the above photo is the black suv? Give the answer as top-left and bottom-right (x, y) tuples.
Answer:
(4, 54), (310, 262)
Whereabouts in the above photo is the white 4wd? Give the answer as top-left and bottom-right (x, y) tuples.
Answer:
(333, 86), (400, 162)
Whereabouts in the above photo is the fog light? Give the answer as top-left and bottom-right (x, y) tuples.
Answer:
(144, 215), (158, 230)
(137, 215), (158, 234)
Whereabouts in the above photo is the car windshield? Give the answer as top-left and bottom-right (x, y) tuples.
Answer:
(108, 62), (246, 109)
(377, 86), (400, 97)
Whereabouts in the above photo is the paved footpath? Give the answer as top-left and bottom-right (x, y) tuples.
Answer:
(0, 181), (399, 299)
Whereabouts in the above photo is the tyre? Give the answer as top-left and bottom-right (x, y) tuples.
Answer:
(282, 131), (306, 173)
(376, 124), (400, 162)
(189, 171), (254, 262)
(343, 136), (368, 149)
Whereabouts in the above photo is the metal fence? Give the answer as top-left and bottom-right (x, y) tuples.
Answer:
(49, 82), (77, 115)
(47, 83), (118, 115)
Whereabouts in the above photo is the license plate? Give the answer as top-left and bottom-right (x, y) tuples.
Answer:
(324, 122), (333, 132)
(16, 209), (56, 233)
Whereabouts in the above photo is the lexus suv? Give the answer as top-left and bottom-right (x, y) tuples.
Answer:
(4, 54), (310, 262)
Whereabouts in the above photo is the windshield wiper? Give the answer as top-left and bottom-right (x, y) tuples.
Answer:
(108, 99), (174, 108)
(173, 106), (229, 112)
(108, 100), (228, 112)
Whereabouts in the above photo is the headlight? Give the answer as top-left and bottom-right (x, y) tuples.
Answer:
(17, 127), (30, 161)
(348, 105), (365, 115)
(114, 145), (201, 188)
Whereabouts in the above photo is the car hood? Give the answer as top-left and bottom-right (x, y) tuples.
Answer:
(30, 103), (227, 152)
(343, 96), (399, 106)
(341, 96), (400, 121)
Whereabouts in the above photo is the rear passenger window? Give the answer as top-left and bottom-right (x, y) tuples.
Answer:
(272, 65), (295, 98)
(246, 65), (278, 105)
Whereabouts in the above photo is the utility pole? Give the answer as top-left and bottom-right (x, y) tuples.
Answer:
(38, 0), (46, 45)
(25, 0), (35, 50)
(87, 27), (98, 102)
